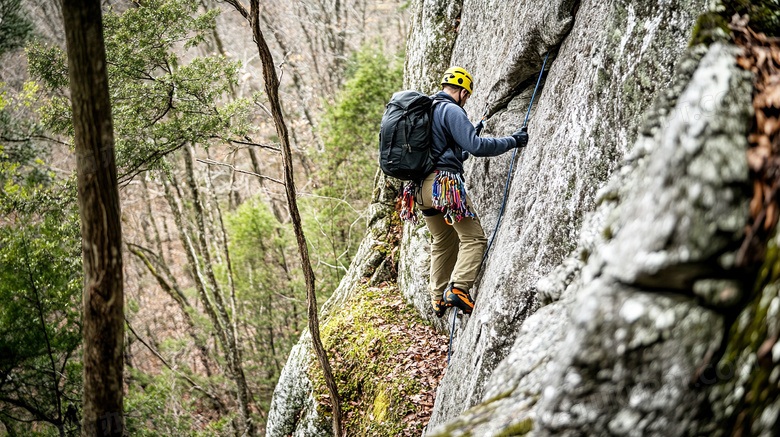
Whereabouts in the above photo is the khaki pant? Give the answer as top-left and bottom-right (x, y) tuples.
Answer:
(418, 172), (487, 305)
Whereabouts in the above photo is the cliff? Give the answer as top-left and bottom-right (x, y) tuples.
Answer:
(267, 0), (780, 435)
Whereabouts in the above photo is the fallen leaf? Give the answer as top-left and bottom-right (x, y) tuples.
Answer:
(764, 85), (780, 108)
(766, 117), (780, 136)
(748, 147), (768, 172)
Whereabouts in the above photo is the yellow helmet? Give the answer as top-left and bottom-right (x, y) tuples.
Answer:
(441, 66), (473, 94)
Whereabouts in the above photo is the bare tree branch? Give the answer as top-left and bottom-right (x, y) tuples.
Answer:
(223, 0), (344, 434)
(196, 158), (284, 185)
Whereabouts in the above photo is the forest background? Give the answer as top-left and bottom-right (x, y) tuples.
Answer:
(0, 0), (408, 435)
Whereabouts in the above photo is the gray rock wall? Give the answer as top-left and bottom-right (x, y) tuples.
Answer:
(424, 40), (753, 436)
(269, 0), (770, 435)
(402, 0), (714, 428)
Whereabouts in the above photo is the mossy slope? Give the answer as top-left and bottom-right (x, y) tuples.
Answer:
(309, 282), (448, 436)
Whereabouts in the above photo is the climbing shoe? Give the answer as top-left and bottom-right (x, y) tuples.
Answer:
(432, 299), (448, 318)
(444, 284), (474, 315)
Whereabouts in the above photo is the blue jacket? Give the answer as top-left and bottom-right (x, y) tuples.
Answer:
(430, 91), (516, 174)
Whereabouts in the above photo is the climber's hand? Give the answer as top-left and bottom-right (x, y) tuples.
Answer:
(475, 120), (485, 136)
(512, 126), (528, 148)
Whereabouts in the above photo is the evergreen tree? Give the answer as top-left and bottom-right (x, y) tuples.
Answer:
(27, 0), (251, 184)
(0, 0), (33, 57)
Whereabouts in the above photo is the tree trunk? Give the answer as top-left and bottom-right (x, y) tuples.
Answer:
(221, 0), (344, 434)
(61, 0), (125, 435)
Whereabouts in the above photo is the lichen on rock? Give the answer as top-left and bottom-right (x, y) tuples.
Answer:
(414, 0), (715, 430)
(706, 232), (780, 436)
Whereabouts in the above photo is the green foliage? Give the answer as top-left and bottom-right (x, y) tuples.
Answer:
(224, 196), (303, 408)
(26, 0), (251, 181)
(0, 8), (82, 428)
(0, 81), (55, 187)
(125, 369), (231, 437)
(0, 0), (33, 57)
(0, 149), (82, 434)
(303, 44), (403, 297)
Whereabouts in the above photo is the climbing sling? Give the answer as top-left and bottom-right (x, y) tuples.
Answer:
(448, 52), (551, 365)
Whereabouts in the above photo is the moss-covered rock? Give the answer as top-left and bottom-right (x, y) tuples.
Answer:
(266, 174), (404, 437)
(494, 419), (533, 437)
(690, 1), (780, 45)
(309, 282), (447, 436)
(690, 11), (731, 46)
(706, 232), (780, 436)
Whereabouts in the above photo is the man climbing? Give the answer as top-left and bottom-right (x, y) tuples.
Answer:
(419, 66), (528, 317)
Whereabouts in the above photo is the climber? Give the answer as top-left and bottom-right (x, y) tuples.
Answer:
(419, 66), (528, 317)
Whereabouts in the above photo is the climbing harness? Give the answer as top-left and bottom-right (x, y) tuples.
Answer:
(399, 171), (475, 226)
(448, 52), (551, 366)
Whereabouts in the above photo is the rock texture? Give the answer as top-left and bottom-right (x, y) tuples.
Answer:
(424, 40), (753, 437)
(268, 0), (773, 435)
(404, 0), (717, 428)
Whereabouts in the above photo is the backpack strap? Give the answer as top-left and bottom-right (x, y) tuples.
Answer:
(429, 96), (459, 171)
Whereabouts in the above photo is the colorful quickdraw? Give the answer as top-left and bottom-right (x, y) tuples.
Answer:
(398, 182), (419, 224)
(432, 171), (474, 225)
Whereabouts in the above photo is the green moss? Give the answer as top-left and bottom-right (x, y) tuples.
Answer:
(580, 248), (591, 264)
(714, 231), (780, 433)
(309, 283), (440, 436)
(373, 241), (391, 256)
(603, 225), (613, 241)
(372, 388), (391, 422)
(495, 418), (534, 437)
(564, 173), (577, 201)
(483, 387), (515, 405)
(691, 0), (780, 48)
(689, 12), (730, 47)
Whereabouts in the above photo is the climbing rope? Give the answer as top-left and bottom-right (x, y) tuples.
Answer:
(483, 51), (550, 263)
(448, 52), (550, 366)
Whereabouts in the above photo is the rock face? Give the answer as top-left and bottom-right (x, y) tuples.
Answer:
(267, 0), (775, 435)
(404, 0), (724, 428)
(422, 39), (753, 436)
